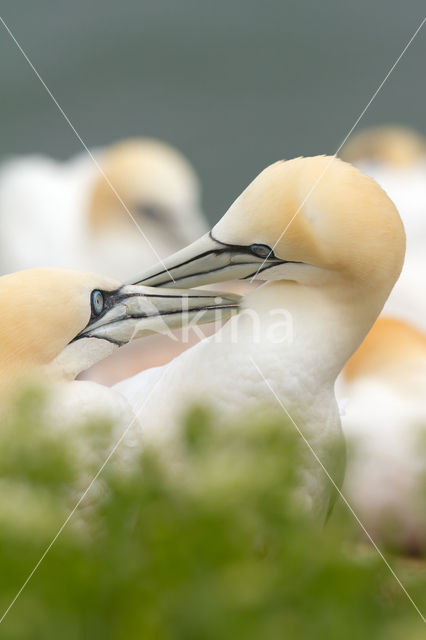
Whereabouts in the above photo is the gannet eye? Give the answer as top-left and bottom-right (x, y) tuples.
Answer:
(250, 243), (274, 259)
(136, 203), (168, 222)
(91, 290), (104, 315)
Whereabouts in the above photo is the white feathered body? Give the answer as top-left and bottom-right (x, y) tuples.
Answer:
(115, 283), (347, 523)
(341, 369), (426, 551)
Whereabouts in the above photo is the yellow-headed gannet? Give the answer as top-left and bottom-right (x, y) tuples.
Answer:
(0, 268), (239, 440)
(341, 316), (426, 554)
(115, 156), (405, 522)
(0, 138), (207, 279)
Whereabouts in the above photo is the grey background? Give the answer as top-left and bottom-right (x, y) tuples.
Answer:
(0, 1), (425, 223)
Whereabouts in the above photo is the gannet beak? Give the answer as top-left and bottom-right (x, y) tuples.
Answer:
(130, 232), (286, 289)
(73, 283), (240, 346)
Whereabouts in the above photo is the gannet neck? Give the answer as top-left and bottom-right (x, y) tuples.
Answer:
(240, 279), (380, 383)
(45, 337), (118, 382)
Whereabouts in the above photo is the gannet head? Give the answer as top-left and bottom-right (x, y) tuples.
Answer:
(341, 126), (425, 167)
(0, 268), (240, 383)
(88, 138), (207, 243)
(133, 156), (405, 309)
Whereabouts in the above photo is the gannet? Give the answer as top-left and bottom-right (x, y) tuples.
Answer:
(341, 126), (426, 331)
(0, 138), (207, 279)
(115, 156), (405, 522)
(341, 316), (426, 553)
(0, 268), (239, 442)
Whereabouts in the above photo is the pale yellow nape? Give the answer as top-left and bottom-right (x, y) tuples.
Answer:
(345, 316), (426, 382)
(88, 138), (200, 230)
(340, 126), (425, 166)
(0, 268), (119, 385)
(214, 155), (405, 295)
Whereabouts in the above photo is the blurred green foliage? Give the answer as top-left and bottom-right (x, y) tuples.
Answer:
(0, 389), (424, 639)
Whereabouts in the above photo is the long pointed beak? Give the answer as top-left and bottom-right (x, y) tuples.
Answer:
(74, 284), (240, 346)
(129, 232), (286, 289)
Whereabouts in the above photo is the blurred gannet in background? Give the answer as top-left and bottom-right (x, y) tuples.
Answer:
(114, 156), (405, 522)
(86, 138), (207, 279)
(341, 317), (426, 553)
(341, 125), (426, 331)
(0, 138), (207, 280)
(0, 268), (239, 439)
(341, 125), (425, 168)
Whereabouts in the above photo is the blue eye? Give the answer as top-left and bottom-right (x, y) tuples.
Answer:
(91, 290), (104, 315)
(250, 244), (274, 259)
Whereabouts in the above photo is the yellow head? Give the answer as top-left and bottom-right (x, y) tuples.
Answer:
(0, 268), (240, 388)
(136, 156), (405, 313)
(88, 138), (206, 241)
(213, 156), (405, 296)
(0, 269), (119, 380)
